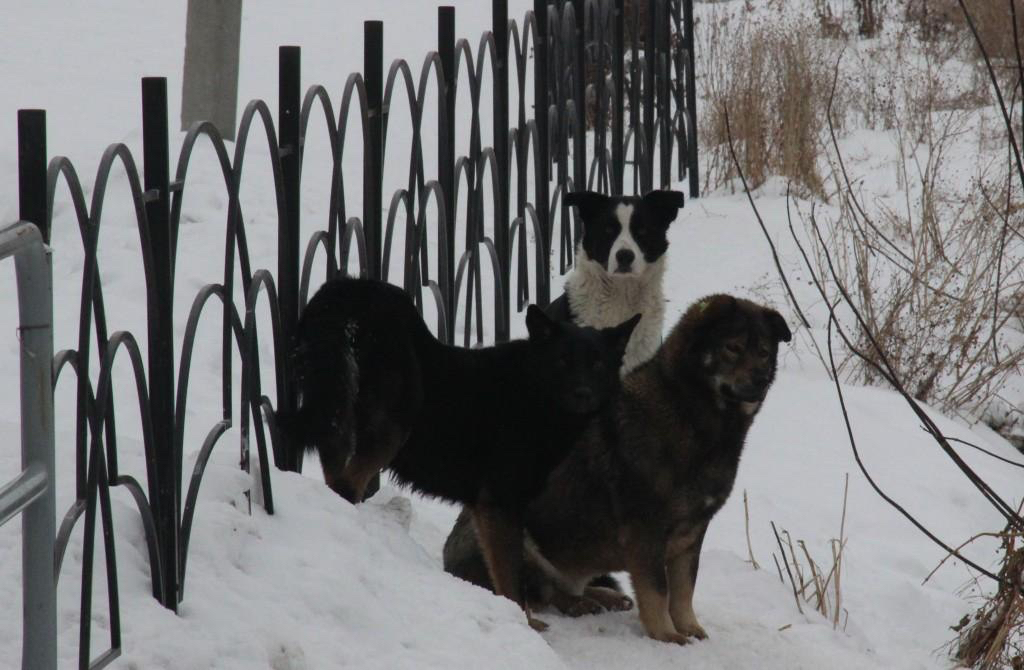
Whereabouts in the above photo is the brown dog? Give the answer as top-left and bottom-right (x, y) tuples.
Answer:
(443, 294), (791, 642)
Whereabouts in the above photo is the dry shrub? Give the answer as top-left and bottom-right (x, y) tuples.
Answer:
(853, 0), (884, 37)
(905, 0), (1024, 66)
(809, 106), (1024, 417)
(946, 520), (1024, 669)
(701, 13), (837, 198)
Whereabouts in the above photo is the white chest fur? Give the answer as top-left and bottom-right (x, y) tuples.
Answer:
(565, 250), (666, 374)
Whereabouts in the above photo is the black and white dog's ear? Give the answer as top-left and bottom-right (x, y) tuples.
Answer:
(564, 190), (612, 223)
(642, 190), (685, 227)
(764, 309), (792, 343)
(607, 313), (642, 356)
(525, 304), (558, 341)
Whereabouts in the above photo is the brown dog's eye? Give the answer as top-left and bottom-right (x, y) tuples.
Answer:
(725, 342), (743, 355)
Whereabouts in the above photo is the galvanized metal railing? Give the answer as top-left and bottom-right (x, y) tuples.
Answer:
(0, 220), (56, 670)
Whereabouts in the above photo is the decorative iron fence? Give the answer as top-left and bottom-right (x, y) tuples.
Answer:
(4, 0), (697, 667)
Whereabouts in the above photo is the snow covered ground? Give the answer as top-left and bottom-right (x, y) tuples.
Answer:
(1, 1), (1022, 668)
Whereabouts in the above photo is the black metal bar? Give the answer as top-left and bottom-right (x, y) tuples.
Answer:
(364, 21), (384, 280)
(278, 46), (301, 472)
(682, 0), (699, 198)
(593, 0), (607, 193)
(644, 0), (656, 193)
(658, 0), (671, 187)
(572, 0), (586, 195)
(534, 0), (551, 306)
(439, 7), (456, 339)
(141, 76), (178, 610)
(492, 0), (510, 342)
(612, 0), (624, 195)
(630, 3), (641, 195)
(18, 110), (48, 244)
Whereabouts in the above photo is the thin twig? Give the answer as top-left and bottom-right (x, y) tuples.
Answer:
(772, 521), (805, 615)
(744, 490), (761, 570)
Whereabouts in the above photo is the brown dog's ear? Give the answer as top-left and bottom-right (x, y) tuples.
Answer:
(663, 295), (737, 370)
(642, 190), (685, 228)
(693, 294), (737, 325)
(606, 313), (642, 357)
(764, 309), (792, 343)
(525, 304), (557, 341)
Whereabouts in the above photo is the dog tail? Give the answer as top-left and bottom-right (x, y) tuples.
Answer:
(278, 312), (360, 466)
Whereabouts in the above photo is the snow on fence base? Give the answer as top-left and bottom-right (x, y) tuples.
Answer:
(5, 0), (698, 666)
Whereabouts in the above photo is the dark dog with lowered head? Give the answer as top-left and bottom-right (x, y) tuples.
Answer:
(286, 277), (639, 628)
(443, 294), (791, 642)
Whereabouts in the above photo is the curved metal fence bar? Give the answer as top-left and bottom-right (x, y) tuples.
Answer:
(241, 269), (284, 506)
(298, 84), (341, 280)
(299, 230), (332, 311)
(0, 220), (55, 670)
(8, 2), (698, 665)
(381, 188), (414, 286)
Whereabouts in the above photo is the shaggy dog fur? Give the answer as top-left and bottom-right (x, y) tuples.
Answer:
(546, 190), (685, 374)
(443, 294), (791, 642)
(285, 277), (639, 627)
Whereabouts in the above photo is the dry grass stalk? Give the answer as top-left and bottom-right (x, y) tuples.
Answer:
(769, 475), (850, 630)
(744, 489), (761, 570)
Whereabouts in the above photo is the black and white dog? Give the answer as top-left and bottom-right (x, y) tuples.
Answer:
(547, 190), (686, 373)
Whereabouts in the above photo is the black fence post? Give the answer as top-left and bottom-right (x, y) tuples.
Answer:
(612, 0), (624, 195)
(141, 76), (179, 610)
(278, 46), (301, 472)
(643, 0), (656, 194)
(533, 0), (550, 307)
(658, 0), (671, 188)
(364, 21), (384, 281)
(363, 21), (384, 498)
(572, 0), (586, 197)
(438, 7), (456, 340)
(682, 0), (699, 198)
(18, 110), (48, 243)
(493, 0), (511, 342)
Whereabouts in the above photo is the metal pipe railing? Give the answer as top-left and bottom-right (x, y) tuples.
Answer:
(0, 220), (56, 670)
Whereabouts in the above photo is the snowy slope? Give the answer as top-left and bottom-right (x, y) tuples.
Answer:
(1, 1), (1022, 669)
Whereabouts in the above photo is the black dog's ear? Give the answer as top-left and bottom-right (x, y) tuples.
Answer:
(606, 313), (642, 356)
(564, 190), (612, 225)
(642, 190), (685, 227)
(764, 309), (792, 343)
(525, 304), (557, 341)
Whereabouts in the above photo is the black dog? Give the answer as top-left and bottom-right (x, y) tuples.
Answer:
(286, 278), (639, 628)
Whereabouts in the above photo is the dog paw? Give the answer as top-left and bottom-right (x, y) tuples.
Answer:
(528, 616), (550, 632)
(562, 596), (605, 617)
(603, 593), (633, 612)
(650, 631), (694, 646)
(675, 622), (708, 641)
(584, 586), (634, 611)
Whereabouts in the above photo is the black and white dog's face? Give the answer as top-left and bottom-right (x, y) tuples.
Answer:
(564, 190), (685, 278)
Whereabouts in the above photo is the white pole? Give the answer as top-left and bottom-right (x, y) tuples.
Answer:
(181, 0), (243, 141)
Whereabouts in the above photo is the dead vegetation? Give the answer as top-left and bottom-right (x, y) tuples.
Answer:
(765, 475), (850, 630)
(716, 2), (1024, 666)
(944, 515), (1024, 669)
(700, 8), (837, 198)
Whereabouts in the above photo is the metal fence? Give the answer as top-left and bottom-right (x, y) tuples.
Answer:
(5, 0), (697, 667)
